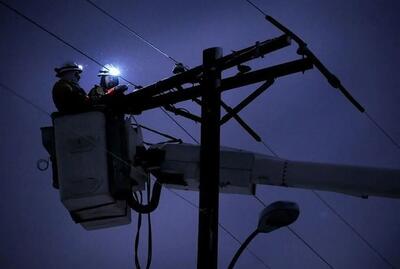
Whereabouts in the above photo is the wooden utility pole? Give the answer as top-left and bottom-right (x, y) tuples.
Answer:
(197, 47), (223, 269)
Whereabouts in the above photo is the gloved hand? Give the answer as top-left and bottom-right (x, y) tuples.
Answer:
(114, 85), (128, 94)
(105, 85), (128, 96)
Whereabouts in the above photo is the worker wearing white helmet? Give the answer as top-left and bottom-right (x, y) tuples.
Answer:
(89, 64), (128, 105)
(52, 62), (91, 113)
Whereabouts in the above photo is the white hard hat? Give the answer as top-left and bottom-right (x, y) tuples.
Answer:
(55, 62), (83, 77)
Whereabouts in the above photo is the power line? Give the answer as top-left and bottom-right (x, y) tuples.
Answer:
(312, 191), (397, 269)
(78, 2), (271, 258)
(5, 0), (396, 267)
(0, 79), (269, 268)
(82, 0), (201, 143)
(83, 1), (396, 267)
(365, 112), (400, 151)
(0, 81), (188, 209)
(160, 107), (199, 143)
(219, 224), (272, 269)
(171, 188), (272, 269)
(0, 0), (141, 89)
(0, 3), (267, 267)
(89, 0), (399, 266)
(0, 64), (256, 269)
(85, 0), (276, 146)
(0, 0), (197, 143)
(287, 226), (334, 269)
(0, 1), (310, 268)
(261, 140), (278, 157)
(83, 0), (184, 66)
(244, 0), (268, 17)
(243, 1), (398, 267)
(244, 0), (400, 153)
(0, 82), (51, 116)
(91, 0), (400, 266)
(0, 81), (193, 229)
(258, 139), (397, 268)
(253, 196), (335, 269)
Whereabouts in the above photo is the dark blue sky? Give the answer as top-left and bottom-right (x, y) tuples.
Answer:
(0, 0), (399, 268)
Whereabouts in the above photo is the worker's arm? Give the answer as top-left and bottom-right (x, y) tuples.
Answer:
(105, 85), (128, 96)
(52, 81), (91, 113)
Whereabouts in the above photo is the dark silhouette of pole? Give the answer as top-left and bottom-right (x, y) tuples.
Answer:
(197, 47), (223, 269)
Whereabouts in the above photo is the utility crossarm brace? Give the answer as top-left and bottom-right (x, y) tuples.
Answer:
(184, 96), (262, 142)
(220, 80), (275, 125)
(220, 101), (262, 142)
(173, 87), (261, 141)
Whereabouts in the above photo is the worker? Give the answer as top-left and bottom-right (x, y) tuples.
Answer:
(89, 64), (128, 106)
(52, 62), (91, 113)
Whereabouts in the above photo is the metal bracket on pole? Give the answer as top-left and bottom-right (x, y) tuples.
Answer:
(197, 47), (223, 269)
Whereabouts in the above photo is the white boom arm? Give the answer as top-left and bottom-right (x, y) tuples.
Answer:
(252, 154), (400, 198)
(42, 112), (399, 231)
(152, 143), (400, 199)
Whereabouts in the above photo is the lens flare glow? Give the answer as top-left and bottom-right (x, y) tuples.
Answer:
(107, 65), (121, 76)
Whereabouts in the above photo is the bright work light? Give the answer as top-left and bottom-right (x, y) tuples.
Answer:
(107, 65), (121, 76)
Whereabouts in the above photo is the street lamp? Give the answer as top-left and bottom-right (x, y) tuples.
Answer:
(228, 201), (300, 269)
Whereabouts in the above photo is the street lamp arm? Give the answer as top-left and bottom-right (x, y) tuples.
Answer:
(228, 229), (259, 269)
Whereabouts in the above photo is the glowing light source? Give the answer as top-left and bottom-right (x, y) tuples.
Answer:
(78, 64), (83, 70)
(106, 64), (121, 76)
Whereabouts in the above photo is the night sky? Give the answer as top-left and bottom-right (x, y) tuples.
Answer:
(1, 0), (399, 268)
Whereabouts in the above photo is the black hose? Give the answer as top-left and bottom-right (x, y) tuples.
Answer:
(134, 192), (143, 269)
(127, 181), (162, 214)
(146, 177), (153, 269)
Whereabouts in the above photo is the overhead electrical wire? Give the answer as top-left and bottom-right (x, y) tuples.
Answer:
(257, 140), (397, 269)
(82, 0), (202, 143)
(243, 1), (399, 268)
(0, 79), (217, 266)
(84, 0), (275, 146)
(0, 76), (152, 267)
(84, 0), (263, 145)
(0, 80), (206, 267)
(91, 0), (399, 265)
(2, 0), (397, 268)
(0, 0), (259, 261)
(313, 191), (397, 269)
(0, 0), (197, 144)
(287, 226), (334, 269)
(80, 1), (373, 268)
(80, 2), (274, 267)
(365, 112), (400, 151)
(162, 111), (199, 143)
(83, 0), (185, 67)
(84, 0), (400, 157)
(0, 80), (269, 269)
(219, 224), (272, 269)
(82, 0), (199, 143)
(168, 186), (273, 269)
(244, 0), (400, 152)
(0, 1), (140, 89)
(254, 196), (335, 269)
